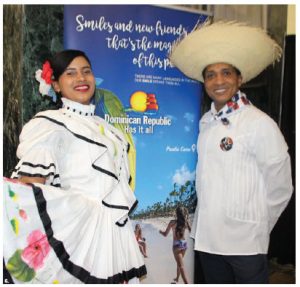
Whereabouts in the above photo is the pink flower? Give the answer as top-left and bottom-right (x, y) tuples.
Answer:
(41, 61), (53, 84)
(21, 230), (50, 270)
(19, 209), (28, 221)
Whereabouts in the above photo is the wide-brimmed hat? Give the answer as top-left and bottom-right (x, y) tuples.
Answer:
(169, 20), (282, 83)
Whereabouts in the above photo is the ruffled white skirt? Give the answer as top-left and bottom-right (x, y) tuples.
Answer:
(3, 178), (146, 284)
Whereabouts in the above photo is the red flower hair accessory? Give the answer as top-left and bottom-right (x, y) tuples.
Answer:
(41, 61), (53, 84)
(35, 60), (57, 102)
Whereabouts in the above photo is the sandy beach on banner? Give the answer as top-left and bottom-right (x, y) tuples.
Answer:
(132, 215), (194, 284)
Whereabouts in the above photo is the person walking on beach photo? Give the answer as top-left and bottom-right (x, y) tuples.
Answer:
(135, 224), (148, 258)
(159, 206), (191, 284)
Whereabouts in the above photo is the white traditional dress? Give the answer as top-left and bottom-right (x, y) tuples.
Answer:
(3, 97), (146, 283)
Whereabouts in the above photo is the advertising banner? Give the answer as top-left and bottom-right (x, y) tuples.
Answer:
(64, 5), (208, 283)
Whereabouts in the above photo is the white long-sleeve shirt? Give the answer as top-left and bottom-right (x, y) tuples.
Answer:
(191, 94), (293, 255)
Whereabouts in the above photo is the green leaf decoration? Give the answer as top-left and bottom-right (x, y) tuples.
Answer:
(8, 185), (18, 202)
(10, 218), (19, 235)
(6, 249), (36, 282)
(8, 185), (16, 198)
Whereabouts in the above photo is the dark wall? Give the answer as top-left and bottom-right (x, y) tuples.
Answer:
(3, 5), (23, 177)
(268, 35), (295, 265)
(22, 5), (64, 124)
(3, 5), (64, 176)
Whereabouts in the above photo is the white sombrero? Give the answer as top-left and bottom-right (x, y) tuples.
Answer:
(169, 21), (282, 83)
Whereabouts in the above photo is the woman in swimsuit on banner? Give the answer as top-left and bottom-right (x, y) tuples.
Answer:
(159, 206), (191, 284)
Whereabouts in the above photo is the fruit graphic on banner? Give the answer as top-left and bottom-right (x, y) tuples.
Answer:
(130, 91), (158, 112)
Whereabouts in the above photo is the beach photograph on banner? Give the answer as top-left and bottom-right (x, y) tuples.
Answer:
(64, 5), (210, 283)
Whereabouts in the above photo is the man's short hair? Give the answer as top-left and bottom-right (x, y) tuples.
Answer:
(202, 65), (242, 80)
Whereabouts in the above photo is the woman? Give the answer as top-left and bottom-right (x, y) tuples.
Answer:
(134, 224), (148, 258)
(3, 50), (146, 283)
(159, 206), (191, 284)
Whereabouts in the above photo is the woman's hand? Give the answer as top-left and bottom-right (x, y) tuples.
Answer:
(18, 176), (46, 184)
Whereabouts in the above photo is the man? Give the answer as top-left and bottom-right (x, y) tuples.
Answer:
(169, 21), (293, 283)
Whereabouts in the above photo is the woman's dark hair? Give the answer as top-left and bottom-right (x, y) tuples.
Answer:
(175, 206), (189, 238)
(48, 50), (92, 107)
(49, 49), (92, 81)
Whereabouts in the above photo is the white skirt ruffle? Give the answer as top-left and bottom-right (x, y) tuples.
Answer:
(3, 178), (146, 284)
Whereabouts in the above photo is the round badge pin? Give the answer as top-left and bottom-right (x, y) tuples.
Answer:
(220, 137), (233, 151)
(221, 118), (230, 126)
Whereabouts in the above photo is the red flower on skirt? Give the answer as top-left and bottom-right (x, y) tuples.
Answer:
(41, 61), (53, 84)
(21, 229), (51, 270)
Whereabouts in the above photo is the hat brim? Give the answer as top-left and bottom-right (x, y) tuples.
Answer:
(169, 22), (282, 83)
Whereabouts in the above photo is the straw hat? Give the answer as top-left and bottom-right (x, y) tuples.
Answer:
(169, 21), (282, 83)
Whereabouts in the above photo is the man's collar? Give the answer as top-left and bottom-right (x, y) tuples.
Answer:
(211, 91), (251, 122)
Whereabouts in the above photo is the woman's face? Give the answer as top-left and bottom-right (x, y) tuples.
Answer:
(52, 56), (95, 105)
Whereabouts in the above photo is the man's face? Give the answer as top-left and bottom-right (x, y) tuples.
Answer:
(203, 63), (242, 112)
